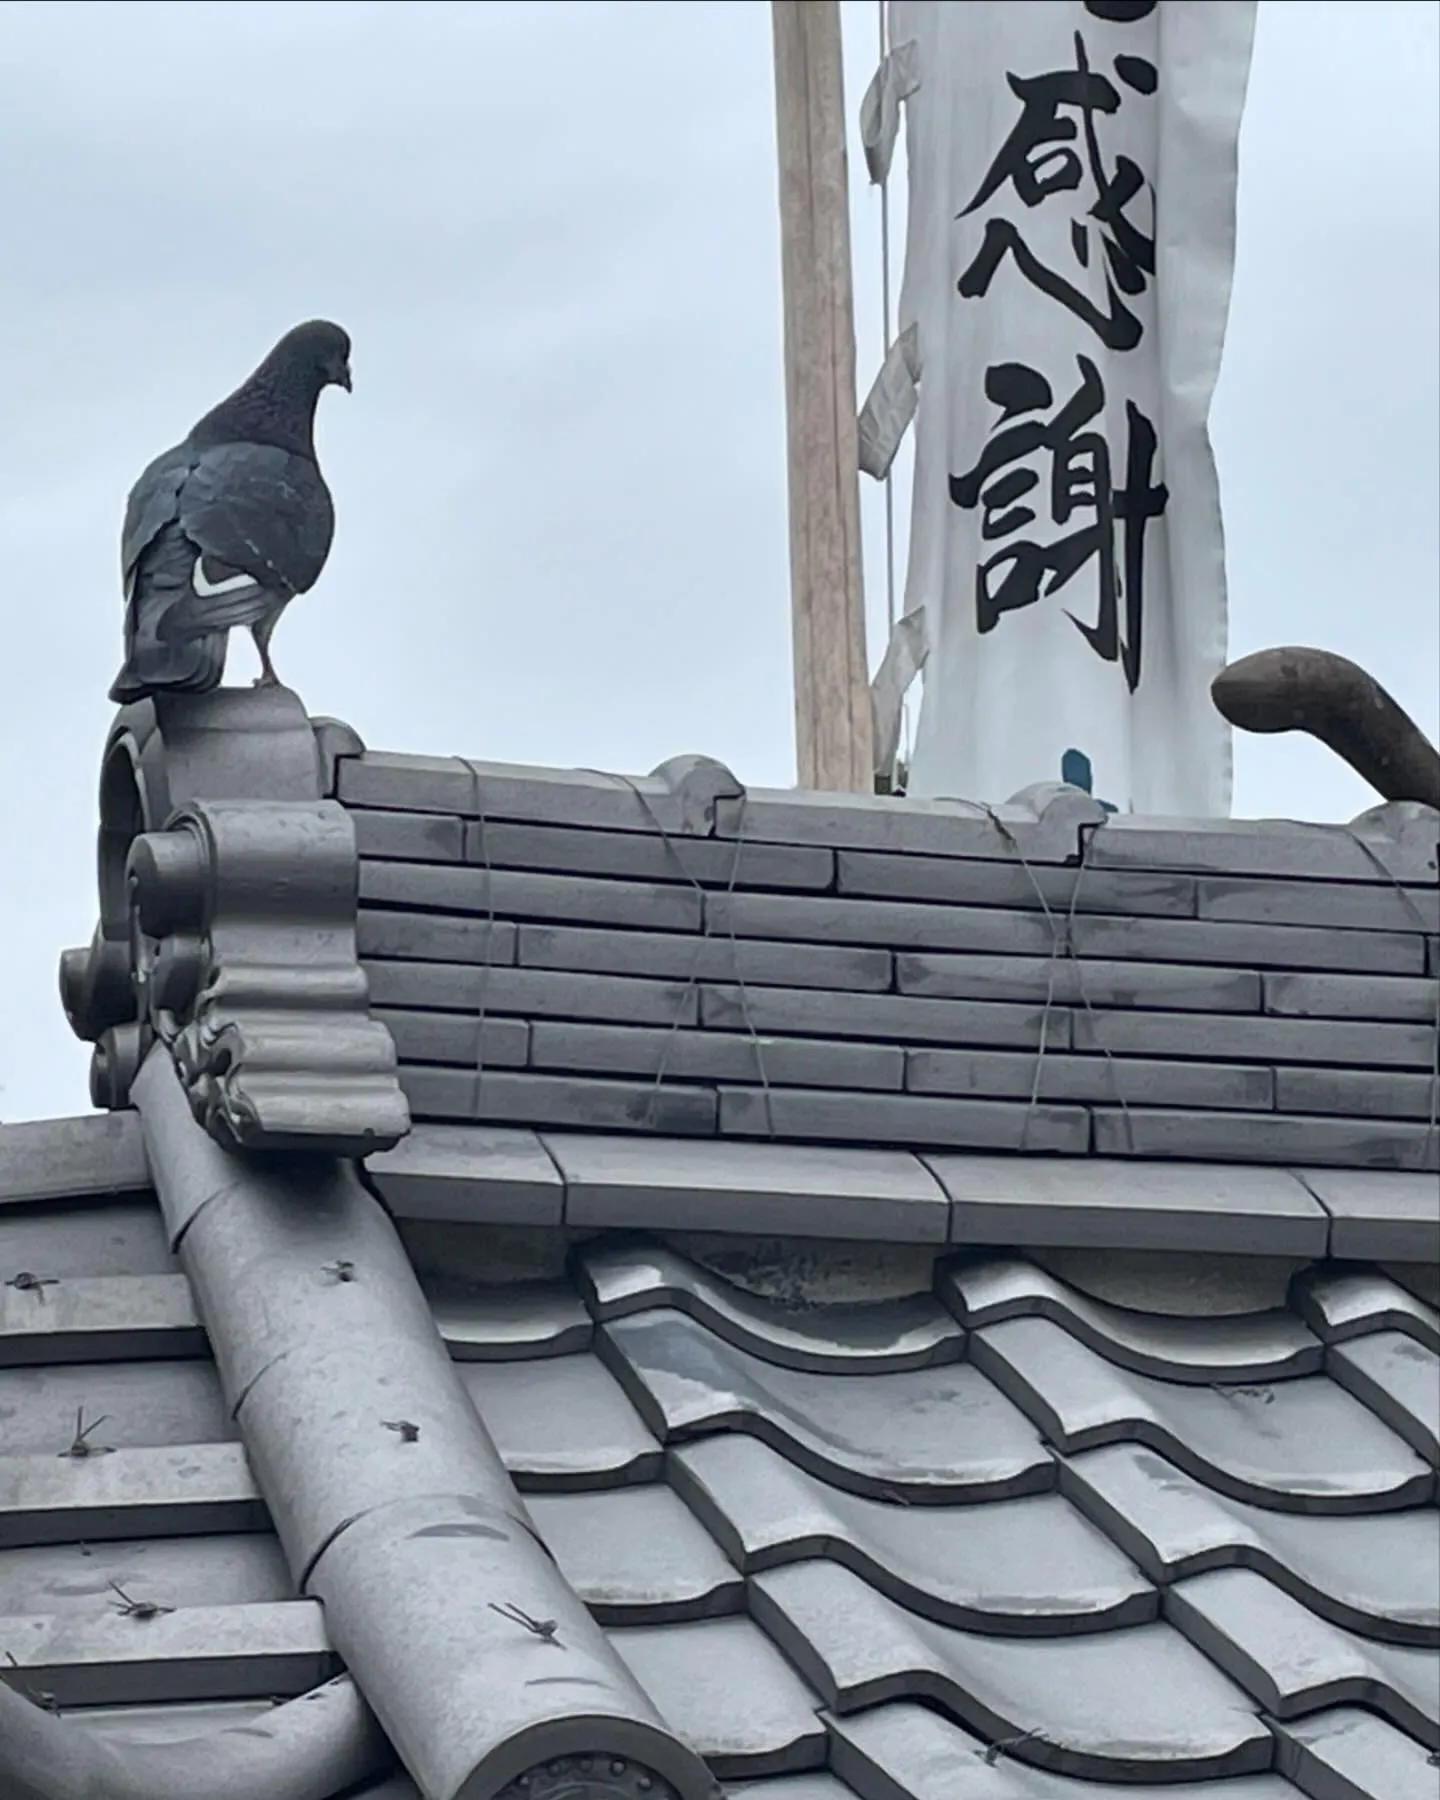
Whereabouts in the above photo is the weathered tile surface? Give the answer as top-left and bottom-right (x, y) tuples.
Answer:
(1292, 1267), (1440, 1353)
(970, 1315), (1435, 1509)
(344, 773), (1438, 1167)
(751, 1559), (1274, 1779)
(828, 1704), (1294, 1800)
(670, 1435), (1154, 1633)
(601, 1308), (1053, 1502)
(1271, 1709), (1440, 1800)
(525, 1485), (743, 1623)
(1058, 1443), (1439, 1643)
(942, 1256), (1323, 1382)
(1298, 1169), (1440, 1263)
(456, 1352), (663, 1490)
(927, 1156), (1329, 1257)
(579, 1241), (963, 1373)
(549, 1135), (950, 1242)
(5, 1103), (1438, 1791)
(609, 1615), (828, 1777)
(1165, 1568), (1440, 1745)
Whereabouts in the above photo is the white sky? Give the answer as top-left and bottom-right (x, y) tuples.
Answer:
(0, 0), (1436, 1122)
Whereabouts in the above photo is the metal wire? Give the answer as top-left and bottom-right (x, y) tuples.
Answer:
(581, 771), (778, 1141)
(983, 806), (1139, 1157)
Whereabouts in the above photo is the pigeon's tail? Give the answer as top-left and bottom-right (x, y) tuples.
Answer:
(109, 631), (227, 706)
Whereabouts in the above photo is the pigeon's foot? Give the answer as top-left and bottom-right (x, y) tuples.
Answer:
(251, 670), (281, 688)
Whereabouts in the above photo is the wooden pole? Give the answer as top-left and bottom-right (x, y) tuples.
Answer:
(771, 0), (874, 793)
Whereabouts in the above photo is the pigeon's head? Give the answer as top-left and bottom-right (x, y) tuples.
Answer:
(287, 318), (352, 394)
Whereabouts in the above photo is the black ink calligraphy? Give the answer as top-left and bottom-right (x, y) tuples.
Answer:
(948, 357), (1167, 692)
(1084, 2), (1156, 21)
(957, 32), (1156, 351)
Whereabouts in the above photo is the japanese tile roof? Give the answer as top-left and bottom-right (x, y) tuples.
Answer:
(4, 686), (1438, 1800)
(2, 1111), (1437, 1799)
(339, 750), (1440, 1172)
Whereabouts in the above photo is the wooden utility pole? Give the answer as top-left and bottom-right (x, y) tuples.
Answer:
(771, 0), (874, 793)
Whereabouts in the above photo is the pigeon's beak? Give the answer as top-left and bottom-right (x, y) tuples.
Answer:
(335, 361), (353, 393)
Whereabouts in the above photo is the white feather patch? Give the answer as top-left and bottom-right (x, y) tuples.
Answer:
(192, 556), (258, 599)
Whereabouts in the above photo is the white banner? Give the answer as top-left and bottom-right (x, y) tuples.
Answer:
(870, 0), (1256, 815)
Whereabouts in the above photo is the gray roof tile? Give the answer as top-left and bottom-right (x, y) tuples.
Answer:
(348, 805), (465, 862)
(525, 1485), (743, 1624)
(1165, 1567), (1440, 1746)
(1057, 1442), (1439, 1643)
(969, 1315), (1435, 1509)
(1292, 1268), (1440, 1353)
(827, 1703), (1295, 1800)
(339, 751), (693, 829)
(402, 1068), (720, 1136)
(428, 1278), (593, 1360)
(600, 1309), (1052, 1502)
(1199, 873), (1440, 935)
(703, 982), (1070, 1051)
(707, 787), (1077, 860)
(941, 1257), (1323, 1382)
(0, 1442), (261, 1548)
(1275, 1068), (1440, 1123)
(750, 1558), (1274, 1779)
(521, 923), (893, 992)
(1384, 1261), (1440, 1308)
(365, 1122), (564, 1226)
(925, 1156), (1329, 1258)
(1074, 1008), (1438, 1069)
(1092, 1108), (1439, 1173)
(728, 1776), (856, 1800)
(0, 1533), (290, 1618)
(0, 1197), (174, 1279)
(1297, 1169), (1440, 1263)
(910, 1048), (1275, 1112)
(70, 1696), (291, 1742)
(362, 856), (703, 933)
(532, 1021), (905, 1094)
(371, 1007), (529, 1069)
(579, 1242), (963, 1374)
(898, 951), (1261, 1012)
(366, 957), (703, 1026)
(1081, 815), (1435, 884)
(1272, 1708), (1439, 1800)
(456, 1352), (663, 1490)
(669, 1434), (1154, 1633)
(7, 1101), (1439, 1793)
(358, 910), (517, 965)
(341, 770), (1437, 1170)
(1328, 1333), (1440, 1464)
(835, 847), (1197, 917)
(609, 1615), (827, 1778)
(718, 1089), (1091, 1155)
(0, 1114), (150, 1207)
(1, 1273), (203, 1368)
(1263, 972), (1440, 1023)
(548, 1135), (950, 1243)
(469, 820), (835, 892)
(0, 1597), (334, 1708)
(0, 1359), (230, 1456)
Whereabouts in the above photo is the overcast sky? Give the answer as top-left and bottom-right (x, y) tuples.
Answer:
(0, 0), (1436, 1123)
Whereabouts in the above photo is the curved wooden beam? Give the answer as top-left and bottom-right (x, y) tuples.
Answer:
(1212, 646), (1440, 809)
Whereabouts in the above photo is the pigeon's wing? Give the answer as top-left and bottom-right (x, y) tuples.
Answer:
(177, 442), (335, 601)
(120, 443), (195, 589)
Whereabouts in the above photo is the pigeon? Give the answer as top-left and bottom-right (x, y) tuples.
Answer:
(109, 319), (352, 704)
